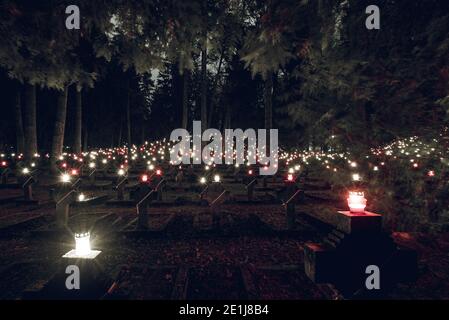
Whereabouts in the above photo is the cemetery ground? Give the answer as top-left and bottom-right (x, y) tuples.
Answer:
(0, 165), (448, 300)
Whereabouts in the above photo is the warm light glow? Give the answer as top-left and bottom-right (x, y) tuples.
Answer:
(118, 168), (125, 176)
(71, 169), (79, 176)
(61, 173), (71, 183)
(347, 191), (367, 213)
(248, 169), (253, 175)
(156, 169), (162, 176)
(141, 174), (148, 183)
(75, 232), (91, 256)
(287, 174), (294, 182)
(200, 177), (206, 184)
(428, 170), (435, 177)
(78, 193), (86, 202)
(214, 174), (220, 183)
(352, 173), (360, 181)
(0, 161), (7, 167)
(89, 162), (95, 168)
(22, 167), (30, 174)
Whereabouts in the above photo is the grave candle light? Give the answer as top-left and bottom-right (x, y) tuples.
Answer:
(0, 161), (7, 167)
(78, 193), (86, 202)
(200, 177), (207, 184)
(214, 174), (221, 183)
(141, 174), (149, 183)
(61, 173), (71, 183)
(287, 173), (295, 182)
(347, 191), (367, 213)
(75, 232), (91, 256)
(22, 167), (30, 175)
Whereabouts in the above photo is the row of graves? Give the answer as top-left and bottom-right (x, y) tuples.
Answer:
(0, 144), (417, 300)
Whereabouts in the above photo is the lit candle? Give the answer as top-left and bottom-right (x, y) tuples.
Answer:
(75, 232), (91, 256)
(61, 173), (71, 183)
(347, 191), (367, 213)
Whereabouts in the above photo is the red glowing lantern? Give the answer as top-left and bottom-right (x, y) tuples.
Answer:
(248, 169), (253, 175)
(287, 174), (295, 182)
(141, 174), (149, 183)
(0, 161), (7, 167)
(427, 170), (435, 177)
(71, 169), (79, 176)
(61, 162), (67, 168)
(156, 169), (162, 176)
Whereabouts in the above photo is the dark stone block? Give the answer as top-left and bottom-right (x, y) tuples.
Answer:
(335, 211), (382, 235)
(304, 243), (335, 283)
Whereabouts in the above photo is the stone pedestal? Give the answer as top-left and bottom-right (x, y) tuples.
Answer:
(23, 251), (112, 300)
(304, 210), (417, 298)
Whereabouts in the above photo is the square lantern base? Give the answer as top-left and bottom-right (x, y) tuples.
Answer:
(62, 249), (102, 259)
(335, 211), (382, 235)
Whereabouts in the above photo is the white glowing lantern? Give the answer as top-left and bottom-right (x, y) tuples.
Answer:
(200, 177), (206, 184)
(102, 159), (107, 164)
(352, 173), (360, 181)
(288, 168), (294, 174)
(117, 168), (125, 176)
(75, 232), (91, 256)
(22, 167), (30, 175)
(148, 164), (155, 171)
(78, 193), (86, 202)
(347, 191), (367, 213)
(214, 174), (220, 183)
(61, 173), (71, 183)
(89, 162), (96, 169)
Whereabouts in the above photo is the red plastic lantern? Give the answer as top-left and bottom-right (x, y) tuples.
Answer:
(156, 169), (162, 176)
(0, 161), (7, 167)
(141, 174), (149, 183)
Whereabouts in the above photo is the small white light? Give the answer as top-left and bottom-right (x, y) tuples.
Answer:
(200, 177), (206, 184)
(61, 173), (71, 183)
(118, 169), (125, 176)
(78, 193), (86, 202)
(75, 232), (91, 256)
(352, 173), (360, 181)
(214, 174), (220, 183)
(89, 162), (95, 168)
(22, 167), (30, 174)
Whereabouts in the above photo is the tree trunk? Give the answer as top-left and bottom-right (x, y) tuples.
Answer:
(126, 82), (132, 148)
(83, 125), (88, 151)
(23, 84), (38, 159)
(201, 34), (208, 131)
(207, 50), (224, 128)
(182, 70), (189, 129)
(74, 88), (82, 154)
(14, 85), (25, 154)
(264, 73), (273, 129)
(118, 117), (123, 147)
(51, 86), (68, 171)
(141, 120), (145, 145)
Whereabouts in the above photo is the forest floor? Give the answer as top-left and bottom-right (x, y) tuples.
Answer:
(0, 173), (448, 300)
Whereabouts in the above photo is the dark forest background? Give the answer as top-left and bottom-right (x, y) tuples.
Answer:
(0, 0), (448, 156)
